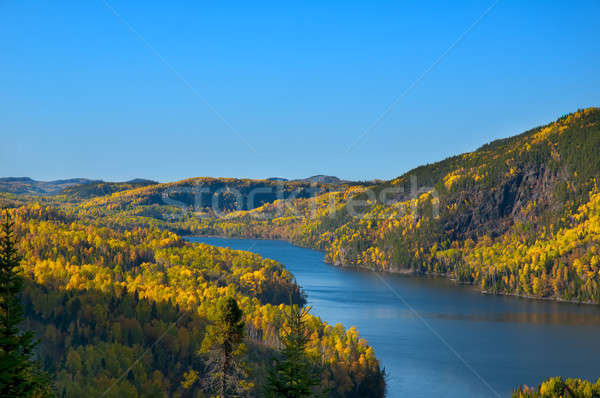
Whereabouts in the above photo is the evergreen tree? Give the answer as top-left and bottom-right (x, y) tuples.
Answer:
(0, 213), (51, 397)
(264, 303), (321, 398)
(200, 296), (250, 397)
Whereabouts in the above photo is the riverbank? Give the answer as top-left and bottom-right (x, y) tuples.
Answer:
(188, 234), (599, 306)
(481, 290), (598, 306)
(332, 259), (599, 306)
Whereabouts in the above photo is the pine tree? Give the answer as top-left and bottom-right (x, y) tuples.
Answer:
(0, 212), (51, 397)
(264, 303), (321, 398)
(200, 296), (250, 397)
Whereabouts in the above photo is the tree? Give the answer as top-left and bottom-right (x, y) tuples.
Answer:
(264, 303), (321, 398)
(512, 376), (600, 398)
(0, 212), (51, 397)
(200, 296), (250, 397)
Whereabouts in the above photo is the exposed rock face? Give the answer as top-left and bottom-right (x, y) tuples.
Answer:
(444, 165), (567, 241)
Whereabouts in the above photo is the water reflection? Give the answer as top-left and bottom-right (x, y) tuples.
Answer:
(423, 311), (600, 325)
(362, 307), (600, 324)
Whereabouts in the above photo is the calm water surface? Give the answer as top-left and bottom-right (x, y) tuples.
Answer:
(188, 237), (600, 398)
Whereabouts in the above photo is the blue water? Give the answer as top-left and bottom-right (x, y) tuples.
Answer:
(188, 237), (600, 398)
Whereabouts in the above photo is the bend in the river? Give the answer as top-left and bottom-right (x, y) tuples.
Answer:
(188, 237), (600, 398)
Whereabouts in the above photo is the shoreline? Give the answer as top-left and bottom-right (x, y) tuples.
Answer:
(331, 260), (599, 306)
(186, 234), (599, 307)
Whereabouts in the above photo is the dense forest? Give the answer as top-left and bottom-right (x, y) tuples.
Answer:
(59, 179), (158, 200)
(0, 204), (384, 397)
(81, 177), (355, 213)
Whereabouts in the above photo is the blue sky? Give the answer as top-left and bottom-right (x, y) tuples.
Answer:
(1, 0), (599, 182)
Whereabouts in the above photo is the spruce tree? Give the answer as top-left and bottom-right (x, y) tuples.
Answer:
(0, 212), (51, 397)
(264, 303), (321, 398)
(200, 296), (250, 397)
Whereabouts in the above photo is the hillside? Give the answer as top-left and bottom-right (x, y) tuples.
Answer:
(60, 179), (158, 199)
(2, 203), (384, 397)
(193, 108), (600, 303)
(82, 177), (361, 209)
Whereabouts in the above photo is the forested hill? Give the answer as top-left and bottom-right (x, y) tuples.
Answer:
(60, 179), (158, 199)
(79, 177), (365, 214)
(2, 204), (384, 397)
(194, 108), (600, 303)
(384, 107), (600, 240)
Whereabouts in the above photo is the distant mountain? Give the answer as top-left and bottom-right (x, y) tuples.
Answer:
(126, 178), (157, 185)
(0, 177), (158, 197)
(298, 175), (348, 185)
(267, 176), (352, 184)
(266, 177), (289, 181)
(0, 177), (98, 195)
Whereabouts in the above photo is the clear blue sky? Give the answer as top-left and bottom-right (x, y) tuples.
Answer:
(1, 0), (599, 182)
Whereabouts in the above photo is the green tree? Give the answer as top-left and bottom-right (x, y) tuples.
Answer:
(264, 304), (321, 398)
(512, 376), (600, 398)
(200, 296), (250, 397)
(0, 213), (51, 397)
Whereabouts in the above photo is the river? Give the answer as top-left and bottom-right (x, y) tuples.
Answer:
(188, 237), (600, 397)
